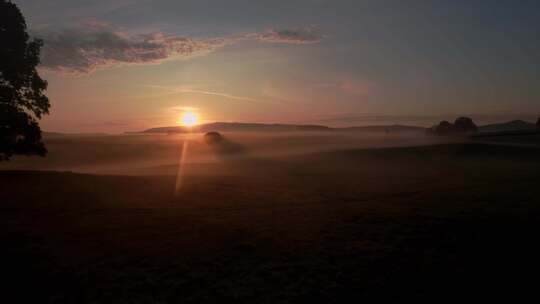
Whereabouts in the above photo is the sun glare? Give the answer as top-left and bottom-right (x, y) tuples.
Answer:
(179, 111), (199, 127)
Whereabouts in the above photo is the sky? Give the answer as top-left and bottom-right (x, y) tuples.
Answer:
(13, 0), (540, 133)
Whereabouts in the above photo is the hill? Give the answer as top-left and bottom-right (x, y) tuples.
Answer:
(341, 124), (426, 133)
(479, 120), (538, 133)
(141, 122), (331, 133)
(136, 122), (425, 134)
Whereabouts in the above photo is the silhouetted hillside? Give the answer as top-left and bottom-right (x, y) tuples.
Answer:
(139, 122), (330, 133)
(341, 125), (426, 133)
(479, 120), (538, 133)
(136, 122), (425, 134)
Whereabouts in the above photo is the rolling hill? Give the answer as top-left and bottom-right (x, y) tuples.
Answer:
(135, 122), (426, 134)
(479, 120), (538, 133)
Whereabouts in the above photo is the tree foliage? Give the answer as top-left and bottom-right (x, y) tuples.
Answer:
(0, 0), (50, 161)
(426, 117), (478, 136)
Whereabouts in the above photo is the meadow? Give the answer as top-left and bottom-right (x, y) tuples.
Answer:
(2, 131), (540, 303)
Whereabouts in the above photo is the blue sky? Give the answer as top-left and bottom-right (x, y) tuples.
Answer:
(13, 0), (540, 132)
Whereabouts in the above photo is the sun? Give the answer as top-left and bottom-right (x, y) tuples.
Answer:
(179, 111), (199, 127)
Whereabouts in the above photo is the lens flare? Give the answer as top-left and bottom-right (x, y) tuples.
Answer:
(174, 140), (189, 196)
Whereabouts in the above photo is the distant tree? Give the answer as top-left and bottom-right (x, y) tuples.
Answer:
(204, 132), (223, 145)
(427, 117), (479, 136)
(0, 0), (49, 161)
(434, 121), (455, 135)
(454, 117), (478, 133)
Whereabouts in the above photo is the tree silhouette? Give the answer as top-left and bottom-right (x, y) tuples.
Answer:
(426, 117), (479, 135)
(454, 117), (478, 132)
(0, 0), (50, 161)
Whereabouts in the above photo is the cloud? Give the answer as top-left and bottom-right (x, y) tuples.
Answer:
(169, 88), (258, 102)
(167, 106), (199, 113)
(145, 85), (258, 102)
(35, 23), (324, 74)
(316, 113), (540, 127)
(338, 79), (377, 96)
(35, 24), (231, 74)
(253, 27), (324, 44)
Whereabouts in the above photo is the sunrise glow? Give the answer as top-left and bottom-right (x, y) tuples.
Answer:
(179, 111), (199, 127)
(3, 1), (540, 302)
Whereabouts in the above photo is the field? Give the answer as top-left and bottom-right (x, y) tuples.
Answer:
(2, 131), (540, 303)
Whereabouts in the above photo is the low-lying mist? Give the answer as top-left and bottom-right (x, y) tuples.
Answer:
(0, 131), (455, 175)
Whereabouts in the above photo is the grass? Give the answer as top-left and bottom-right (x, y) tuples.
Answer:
(1, 139), (540, 303)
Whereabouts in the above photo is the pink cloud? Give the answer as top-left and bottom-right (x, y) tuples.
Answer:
(35, 24), (324, 75)
(36, 24), (232, 74)
(339, 79), (377, 96)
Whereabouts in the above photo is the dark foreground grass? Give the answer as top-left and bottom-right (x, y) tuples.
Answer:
(1, 143), (540, 303)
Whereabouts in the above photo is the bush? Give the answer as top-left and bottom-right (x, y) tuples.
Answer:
(204, 132), (223, 145)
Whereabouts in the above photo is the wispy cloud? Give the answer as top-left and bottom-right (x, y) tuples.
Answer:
(316, 113), (540, 127)
(338, 79), (377, 96)
(251, 26), (324, 44)
(171, 89), (258, 102)
(145, 85), (259, 102)
(310, 78), (378, 97)
(34, 23), (324, 75)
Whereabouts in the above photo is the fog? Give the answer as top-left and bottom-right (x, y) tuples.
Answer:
(0, 131), (456, 175)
